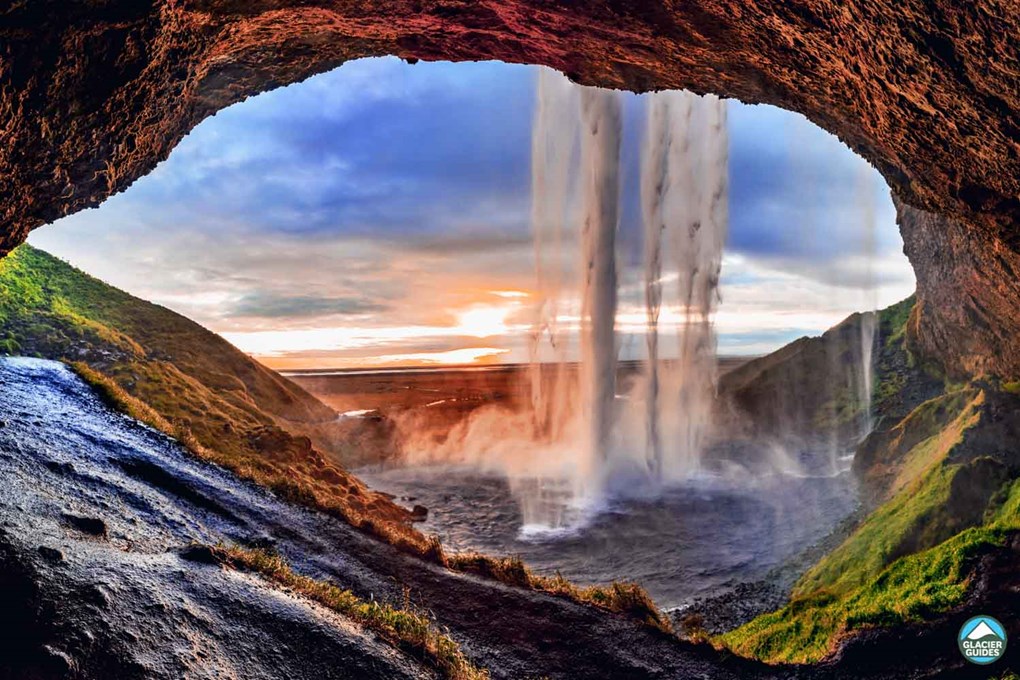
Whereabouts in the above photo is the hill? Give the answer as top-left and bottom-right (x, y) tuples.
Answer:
(717, 296), (943, 448)
(0, 244), (417, 534)
(717, 297), (1020, 664)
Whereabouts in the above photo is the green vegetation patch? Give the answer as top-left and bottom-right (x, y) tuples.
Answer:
(719, 395), (1020, 664)
(877, 295), (914, 349)
(719, 524), (1013, 663)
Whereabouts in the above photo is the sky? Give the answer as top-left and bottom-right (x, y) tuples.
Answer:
(29, 57), (916, 369)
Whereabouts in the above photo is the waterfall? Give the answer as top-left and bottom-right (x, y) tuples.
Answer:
(641, 95), (670, 477)
(858, 164), (878, 435)
(528, 69), (578, 443)
(526, 73), (623, 511)
(400, 70), (729, 531)
(577, 87), (622, 491)
(640, 91), (728, 481)
(524, 72), (728, 522)
(394, 68), (881, 533)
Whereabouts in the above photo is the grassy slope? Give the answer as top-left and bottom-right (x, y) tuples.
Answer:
(719, 298), (1020, 664)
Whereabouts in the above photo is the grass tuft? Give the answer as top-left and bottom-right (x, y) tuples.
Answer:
(210, 545), (488, 680)
(446, 551), (672, 634)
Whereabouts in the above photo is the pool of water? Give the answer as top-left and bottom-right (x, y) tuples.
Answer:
(358, 463), (858, 609)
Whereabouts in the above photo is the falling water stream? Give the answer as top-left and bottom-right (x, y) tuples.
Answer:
(518, 73), (730, 527)
(639, 90), (728, 482)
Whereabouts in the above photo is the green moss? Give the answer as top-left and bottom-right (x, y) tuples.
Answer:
(1002, 380), (1020, 395)
(878, 295), (915, 349)
(720, 525), (1010, 663)
(801, 390), (982, 596)
(797, 464), (958, 598)
(719, 390), (1020, 665)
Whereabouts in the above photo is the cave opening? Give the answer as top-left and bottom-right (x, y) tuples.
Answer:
(18, 57), (918, 608)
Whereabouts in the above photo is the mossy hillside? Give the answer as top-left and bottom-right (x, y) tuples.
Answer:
(869, 295), (948, 426)
(718, 298), (1020, 665)
(719, 313), (873, 438)
(719, 385), (1020, 664)
(718, 295), (942, 445)
(853, 387), (981, 502)
(719, 476), (1020, 664)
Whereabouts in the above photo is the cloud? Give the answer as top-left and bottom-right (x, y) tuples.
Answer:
(230, 292), (389, 319)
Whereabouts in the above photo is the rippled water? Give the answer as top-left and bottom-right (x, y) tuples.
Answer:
(358, 464), (858, 608)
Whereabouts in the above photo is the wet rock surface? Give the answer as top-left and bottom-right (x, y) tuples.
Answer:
(900, 200), (1020, 379)
(0, 359), (434, 680)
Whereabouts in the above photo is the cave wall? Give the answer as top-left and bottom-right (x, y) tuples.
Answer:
(900, 200), (1020, 379)
(1, 1), (1018, 376)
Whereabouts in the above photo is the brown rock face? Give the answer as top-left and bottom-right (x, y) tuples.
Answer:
(900, 200), (1020, 378)
(1, 1), (1018, 375)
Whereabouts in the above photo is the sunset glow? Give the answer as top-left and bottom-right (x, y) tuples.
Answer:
(455, 303), (518, 338)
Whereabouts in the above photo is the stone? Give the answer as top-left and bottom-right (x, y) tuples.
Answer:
(60, 513), (108, 538)
(179, 543), (223, 566)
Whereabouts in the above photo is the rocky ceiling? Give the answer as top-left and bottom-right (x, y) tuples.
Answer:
(1, 1), (1018, 376)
